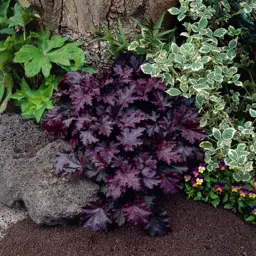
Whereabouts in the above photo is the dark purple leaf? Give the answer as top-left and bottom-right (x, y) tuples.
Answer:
(136, 153), (157, 170)
(141, 168), (161, 189)
(55, 149), (82, 176)
(81, 200), (112, 231)
(146, 112), (161, 136)
(143, 195), (156, 208)
(119, 111), (148, 129)
(157, 140), (182, 164)
(107, 165), (140, 199)
(70, 86), (93, 111)
(160, 172), (181, 194)
(43, 107), (65, 136)
(145, 210), (171, 237)
(113, 65), (133, 83)
(80, 131), (99, 146)
(146, 78), (166, 92)
(92, 116), (114, 137)
(124, 200), (151, 227)
(95, 143), (120, 165)
(113, 208), (125, 226)
(117, 127), (145, 151)
(151, 91), (172, 111)
(117, 84), (144, 108)
(177, 143), (196, 161)
(175, 105), (207, 144)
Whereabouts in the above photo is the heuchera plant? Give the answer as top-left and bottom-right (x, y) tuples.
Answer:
(43, 53), (206, 236)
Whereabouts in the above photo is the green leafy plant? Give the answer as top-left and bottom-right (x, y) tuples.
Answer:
(0, 0), (93, 121)
(11, 76), (59, 122)
(94, 13), (175, 58)
(13, 28), (85, 77)
(128, 0), (256, 182)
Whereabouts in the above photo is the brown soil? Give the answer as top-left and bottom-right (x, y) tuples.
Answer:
(1, 194), (256, 256)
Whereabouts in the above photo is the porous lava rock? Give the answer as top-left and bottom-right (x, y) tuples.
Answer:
(0, 114), (98, 225)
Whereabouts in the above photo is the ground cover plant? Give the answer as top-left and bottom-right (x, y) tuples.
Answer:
(0, 0), (93, 122)
(184, 162), (256, 224)
(43, 53), (206, 236)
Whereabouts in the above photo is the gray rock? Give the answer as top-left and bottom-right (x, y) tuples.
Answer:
(0, 114), (99, 225)
(0, 203), (27, 240)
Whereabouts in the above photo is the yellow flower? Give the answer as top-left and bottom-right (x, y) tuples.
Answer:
(229, 166), (235, 170)
(198, 166), (205, 173)
(249, 193), (256, 199)
(184, 175), (191, 182)
(231, 187), (238, 193)
(196, 178), (203, 186)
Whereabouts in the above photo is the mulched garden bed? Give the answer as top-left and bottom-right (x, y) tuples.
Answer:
(1, 194), (255, 256)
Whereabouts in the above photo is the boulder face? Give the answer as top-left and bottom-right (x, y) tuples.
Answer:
(0, 114), (99, 225)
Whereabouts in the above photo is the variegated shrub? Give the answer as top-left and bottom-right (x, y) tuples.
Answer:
(129, 0), (256, 182)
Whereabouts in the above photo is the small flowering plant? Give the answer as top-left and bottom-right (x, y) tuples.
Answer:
(184, 162), (256, 224)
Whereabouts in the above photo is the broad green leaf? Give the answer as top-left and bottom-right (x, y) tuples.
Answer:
(228, 149), (238, 161)
(169, 7), (181, 15)
(222, 128), (236, 140)
(177, 13), (186, 21)
(14, 33), (85, 77)
(249, 109), (256, 118)
(200, 141), (213, 150)
(212, 128), (221, 141)
(0, 0), (11, 18)
(191, 62), (203, 71)
(211, 198), (220, 208)
(241, 173), (250, 182)
(228, 39), (237, 49)
(224, 203), (234, 209)
(0, 28), (14, 35)
(237, 155), (247, 165)
(141, 63), (153, 75)
(198, 17), (208, 29)
(8, 4), (23, 28)
(200, 56), (211, 64)
(214, 28), (227, 37)
(82, 66), (96, 73)
(11, 91), (25, 101)
(199, 45), (211, 53)
(240, 2), (253, 13)
(245, 216), (255, 222)
(237, 143), (246, 152)
(171, 42), (179, 54)
(33, 107), (45, 123)
(166, 88), (181, 96)
(21, 78), (31, 92)
(181, 43), (194, 54)
(233, 172), (241, 181)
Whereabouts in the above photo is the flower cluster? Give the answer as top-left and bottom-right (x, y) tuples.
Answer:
(185, 164), (206, 188)
(184, 162), (256, 224)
